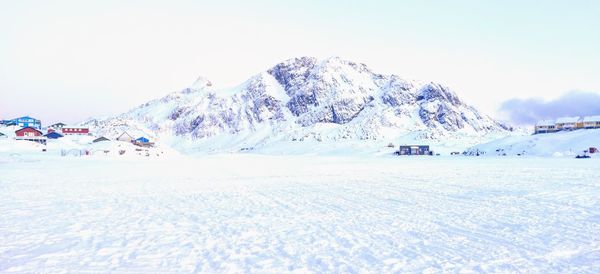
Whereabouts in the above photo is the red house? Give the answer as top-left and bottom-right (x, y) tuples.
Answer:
(15, 127), (46, 145)
(61, 126), (90, 135)
(15, 127), (43, 137)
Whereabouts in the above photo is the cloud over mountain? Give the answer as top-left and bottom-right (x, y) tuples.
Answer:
(500, 91), (600, 124)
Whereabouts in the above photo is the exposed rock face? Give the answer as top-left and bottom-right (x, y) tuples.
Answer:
(84, 56), (511, 148)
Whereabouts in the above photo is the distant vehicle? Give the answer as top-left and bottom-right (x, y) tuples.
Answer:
(576, 150), (591, 159)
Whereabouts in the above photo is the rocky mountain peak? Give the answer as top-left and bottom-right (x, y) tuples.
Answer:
(86, 56), (511, 151)
(189, 76), (213, 91)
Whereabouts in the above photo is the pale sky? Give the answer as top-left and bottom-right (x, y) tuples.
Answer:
(1, 0), (599, 124)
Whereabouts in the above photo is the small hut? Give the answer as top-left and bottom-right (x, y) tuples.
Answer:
(116, 132), (134, 143)
(396, 145), (432, 156)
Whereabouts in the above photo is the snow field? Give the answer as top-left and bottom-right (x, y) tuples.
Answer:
(0, 155), (599, 272)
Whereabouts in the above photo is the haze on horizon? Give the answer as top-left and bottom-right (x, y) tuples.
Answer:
(1, 0), (599, 125)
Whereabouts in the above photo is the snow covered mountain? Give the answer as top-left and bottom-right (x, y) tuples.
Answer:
(84, 57), (512, 152)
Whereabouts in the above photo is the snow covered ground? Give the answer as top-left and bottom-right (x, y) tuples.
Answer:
(469, 129), (600, 157)
(1, 154), (599, 273)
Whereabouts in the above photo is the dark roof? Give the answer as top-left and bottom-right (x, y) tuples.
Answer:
(15, 127), (43, 135)
(93, 136), (110, 143)
(117, 132), (133, 139)
(44, 132), (64, 139)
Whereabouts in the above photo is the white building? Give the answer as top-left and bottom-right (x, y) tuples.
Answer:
(534, 120), (556, 134)
(116, 132), (134, 142)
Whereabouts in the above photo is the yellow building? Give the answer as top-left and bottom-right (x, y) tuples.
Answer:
(583, 116), (600, 129)
(535, 115), (600, 134)
(555, 116), (581, 131)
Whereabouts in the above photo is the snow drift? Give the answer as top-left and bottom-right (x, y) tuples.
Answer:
(467, 129), (600, 157)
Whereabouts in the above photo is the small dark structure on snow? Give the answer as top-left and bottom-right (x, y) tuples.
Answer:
(93, 136), (110, 143)
(396, 145), (432, 156)
(44, 131), (64, 139)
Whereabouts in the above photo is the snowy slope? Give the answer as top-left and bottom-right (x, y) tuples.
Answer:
(467, 129), (600, 157)
(84, 57), (512, 153)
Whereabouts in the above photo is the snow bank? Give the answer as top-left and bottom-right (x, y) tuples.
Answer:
(468, 129), (600, 157)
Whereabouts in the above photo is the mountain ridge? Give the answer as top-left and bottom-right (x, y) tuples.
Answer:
(83, 56), (512, 152)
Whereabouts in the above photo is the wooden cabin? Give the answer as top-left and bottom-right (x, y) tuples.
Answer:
(15, 127), (42, 137)
(15, 127), (46, 145)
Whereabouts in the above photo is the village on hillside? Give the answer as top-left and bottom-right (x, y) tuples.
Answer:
(2, 114), (600, 158)
(0, 116), (165, 157)
(534, 115), (600, 134)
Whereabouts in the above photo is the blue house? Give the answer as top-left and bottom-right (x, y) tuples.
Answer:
(44, 131), (64, 139)
(133, 136), (154, 147)
(1, 120), (17, 126)
(8, 116), (42, 129)
(136, 137), (150, 143)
